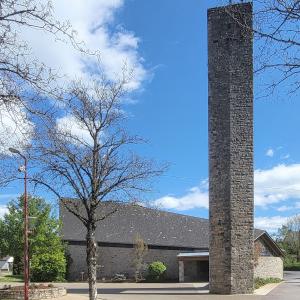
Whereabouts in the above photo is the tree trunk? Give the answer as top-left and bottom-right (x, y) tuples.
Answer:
(86, 223), (97, 300)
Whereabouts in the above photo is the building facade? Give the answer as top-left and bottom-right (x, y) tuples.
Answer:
(60, 203), (283, 282)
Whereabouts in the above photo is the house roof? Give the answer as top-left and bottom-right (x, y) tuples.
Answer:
(60, 200), (281, 255)
(0, 256), (13, 262)
(0, 257), (13, 270)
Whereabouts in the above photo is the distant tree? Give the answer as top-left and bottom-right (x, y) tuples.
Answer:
(284, 215), (300, 261)
(29, 74), (165, 300)
(0, 195), (66, 281)
(133, 234), (148, 282)
(277, 215), (300, 261)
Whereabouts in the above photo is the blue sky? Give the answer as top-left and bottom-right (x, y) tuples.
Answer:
(1, 0), (300, 233)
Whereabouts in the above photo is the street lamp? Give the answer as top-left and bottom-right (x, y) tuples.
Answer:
(9, 147), (29, 300)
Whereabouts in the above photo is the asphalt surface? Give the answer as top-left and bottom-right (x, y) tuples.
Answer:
(2, 271), (300, 299)
(57, 271), (300, 299)
(264, 271), (300, 300)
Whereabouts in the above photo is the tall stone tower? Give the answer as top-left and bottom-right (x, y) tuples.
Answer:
(208, 2), (254, 294)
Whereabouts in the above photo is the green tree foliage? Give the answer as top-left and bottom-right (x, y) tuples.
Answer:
(276, 215), (300, 270)
(0, 195), (66, 281)
(147, 261), (167, 282)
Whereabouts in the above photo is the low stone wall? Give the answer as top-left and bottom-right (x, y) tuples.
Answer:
(255, 257), (283, 280)
(0, 287), (66, 300)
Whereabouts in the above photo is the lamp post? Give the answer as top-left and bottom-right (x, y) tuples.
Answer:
(9, 148), (29, 300)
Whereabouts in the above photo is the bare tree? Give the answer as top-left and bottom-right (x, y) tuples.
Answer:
(0, 0), (82, 107)
(28, 75), (164, 300)
(0, 0), (88, 182)
(223, 0), (300, 96)
(253, 0), (300, 96)
(133, 234), (148, 282)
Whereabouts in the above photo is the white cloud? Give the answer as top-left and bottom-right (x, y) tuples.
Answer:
(276, 205), (293, 212)
(255, 216), (288, 232)
(266, 148), (274, 157)
(0, 103), (34, 155)
(19, 0), (146, 90)
(56, 115), (93, 146)
(153, 181), (208, 211)
(281, 154), (290, 160)
(277, 202), (300, 212)
(0, 205), (8, 219)
(255, 164), (300, 207)
(153, 164), (300, 211)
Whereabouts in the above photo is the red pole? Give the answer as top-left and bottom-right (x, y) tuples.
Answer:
(8, 148), (29, 300)
(24, 157), (29, 300)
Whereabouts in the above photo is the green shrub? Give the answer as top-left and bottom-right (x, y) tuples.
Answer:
(254, 277), (282, 289)
(284, 262), (300, 271)
(147, 261), (166, 282)
(31, 252), (66, 282)
(283, 256), (300, 271)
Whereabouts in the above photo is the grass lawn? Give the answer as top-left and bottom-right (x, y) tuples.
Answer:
(0, 274), (23, 283)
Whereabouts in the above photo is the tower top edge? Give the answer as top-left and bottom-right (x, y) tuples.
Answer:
(207, 2), (252, 14)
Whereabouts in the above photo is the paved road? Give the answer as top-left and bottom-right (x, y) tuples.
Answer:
(3, 271), (300, 299)
(264, 271), (300, 300)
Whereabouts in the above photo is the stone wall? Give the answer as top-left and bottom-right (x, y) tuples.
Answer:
(66, 241), (283, 283)
(67, 244), (182, 281)
(0, 287), (66, 300)
(208, 3), (254, 294)
(255, 257), (283, 280)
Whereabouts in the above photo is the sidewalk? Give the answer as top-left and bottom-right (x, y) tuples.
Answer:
(55, 282), (256, 300)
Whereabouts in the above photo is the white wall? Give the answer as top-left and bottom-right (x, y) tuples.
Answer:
(254, 257), (283, 279)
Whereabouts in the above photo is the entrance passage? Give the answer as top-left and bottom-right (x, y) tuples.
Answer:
(177, 252), (209, 283)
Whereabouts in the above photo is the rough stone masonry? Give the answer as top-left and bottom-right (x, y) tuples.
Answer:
(208, 2), (254, 294)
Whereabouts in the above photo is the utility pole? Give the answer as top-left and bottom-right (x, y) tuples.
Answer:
(9, 148), (29, 300)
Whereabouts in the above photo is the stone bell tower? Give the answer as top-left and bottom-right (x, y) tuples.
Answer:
(208, 2), (254, 294)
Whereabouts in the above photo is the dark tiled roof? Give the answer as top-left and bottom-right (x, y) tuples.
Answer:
(60, 201), (266, 250)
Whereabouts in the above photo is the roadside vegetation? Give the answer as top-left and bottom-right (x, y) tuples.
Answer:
(0, 274), (23, 283)
(283, 258), (300, 271)
(254, 277), (282, 289)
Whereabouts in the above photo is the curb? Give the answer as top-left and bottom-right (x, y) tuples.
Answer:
(254, 281), (283, 295)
